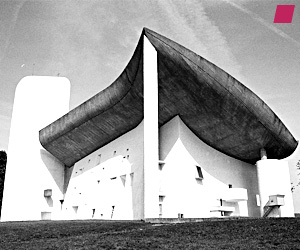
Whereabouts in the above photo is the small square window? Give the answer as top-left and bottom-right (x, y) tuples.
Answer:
(44, 189), (52, 197)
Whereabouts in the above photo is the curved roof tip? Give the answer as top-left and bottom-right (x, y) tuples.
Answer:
(39, 28), (298, 167)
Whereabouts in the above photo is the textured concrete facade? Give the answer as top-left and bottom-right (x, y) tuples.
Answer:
(1, 30), (296, 221)
(39, 29), (297, 167)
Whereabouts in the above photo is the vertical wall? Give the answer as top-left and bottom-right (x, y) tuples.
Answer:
(179, 117), (260, 217)
(159, 116), (260, 218)
(143, 36), (159, 219)
(159, 117), (210, 218)
(1, 76), (70, 221)
(257, 159), (294, 217)
(62, 121), (144, 220)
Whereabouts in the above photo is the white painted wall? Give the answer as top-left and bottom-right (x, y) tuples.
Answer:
(257, 159), (294, 217)
(159, 116), (260, 218)
(143, 36), (159, 219)
(63, 115), (260, 220)
(1, 76), (70, 221)
(61, 35), (158, 221)
(282, 144), (300, 214)
(62, 121), (144, 220)
(1, 77), (291, 221)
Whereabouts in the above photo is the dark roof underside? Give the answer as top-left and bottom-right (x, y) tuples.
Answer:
(39, 28), (298, 167)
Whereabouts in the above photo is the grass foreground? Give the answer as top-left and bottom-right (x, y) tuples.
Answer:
(0, 218), (300, 249)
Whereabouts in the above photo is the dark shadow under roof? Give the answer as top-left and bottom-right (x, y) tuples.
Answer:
(39, 28), (298, 167)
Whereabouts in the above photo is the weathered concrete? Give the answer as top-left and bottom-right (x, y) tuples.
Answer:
(39, 28), (297, 167)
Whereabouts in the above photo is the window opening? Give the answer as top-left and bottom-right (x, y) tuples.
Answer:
(158, 160), (165, 170)
(195, 166), (203, 179)
(159, 204), (162, 218)
(60, 199), (64, 210)
(256, 194), (261, 206)
(96, 154), (101, 165)
(111, 206), (115, 219)
(130, 173), (134, 186)
(44, 189), (52, 197)
(73, 206), (78, 214)
(159, 195), (165, 202)
(120, 174), (126, 187)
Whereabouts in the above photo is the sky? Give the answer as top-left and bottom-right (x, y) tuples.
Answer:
(0, 0), (300, 211)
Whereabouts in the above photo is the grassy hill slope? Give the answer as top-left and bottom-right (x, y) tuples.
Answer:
(0, 218), (300, 249)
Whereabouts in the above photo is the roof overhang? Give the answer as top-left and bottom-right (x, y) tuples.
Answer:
(39, 28), (298, 167)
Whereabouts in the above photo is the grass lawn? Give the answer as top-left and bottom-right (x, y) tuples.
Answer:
(0, 218), (300, 249)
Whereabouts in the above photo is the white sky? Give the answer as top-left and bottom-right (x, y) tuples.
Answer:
(0, 0), (300, 211)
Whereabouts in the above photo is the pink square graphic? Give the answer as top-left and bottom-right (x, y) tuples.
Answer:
(274, 5), (295, 23)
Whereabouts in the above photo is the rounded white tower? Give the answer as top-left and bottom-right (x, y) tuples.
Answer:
(257, 157), (294, 217)
(1, 76), (70, 221)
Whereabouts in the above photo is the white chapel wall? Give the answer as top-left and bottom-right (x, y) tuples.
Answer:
(62, 121), (144, 220)
(159, 116), (260, 218)
(179, 117), (260, 217)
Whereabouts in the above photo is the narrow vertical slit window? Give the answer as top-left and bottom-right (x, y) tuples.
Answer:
(130, 173), (134, 186)
(96, 154), (101, 165)
(195, 166), (203, 180)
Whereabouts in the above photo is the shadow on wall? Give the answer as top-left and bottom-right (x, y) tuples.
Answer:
(178, 119), (260, 217)
(40, 149), (65, 193)
(63, 166), (74, 194)
(45, 197), (53, 207)
(159, 115), (181, 161)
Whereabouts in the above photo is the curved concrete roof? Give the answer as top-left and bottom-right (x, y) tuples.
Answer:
(39, 28), (297, 167)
